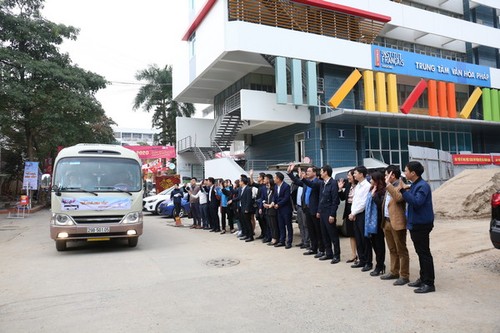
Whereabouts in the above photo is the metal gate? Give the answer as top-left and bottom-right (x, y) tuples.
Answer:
(408, 145), (453, 191)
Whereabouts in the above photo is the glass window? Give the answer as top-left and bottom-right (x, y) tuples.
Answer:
(364, 128), (369, 150)
(389, 129), (399, 150)
(433, 132), (441, 150)
(400, 130), (409, 150)
(449, 133), (457, 153)
(457, 133), (466, 152)
(417, 131), (425, 141)
(382, 151), (390, 164)
(370, 128), (380, 149)
(464, 133), (472, 151)
(401, 151), (409, 169)
(409, 130), (417, 142)
(380, 129), (389, 149)
(441, 132), (449, 151)
(391, 151), (400, 165)
(424, 131), (432, 142)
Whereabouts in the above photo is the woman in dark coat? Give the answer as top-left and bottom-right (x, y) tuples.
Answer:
(338, 169), (358, 263)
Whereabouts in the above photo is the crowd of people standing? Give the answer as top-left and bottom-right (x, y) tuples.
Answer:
(178, 161), (436, 294)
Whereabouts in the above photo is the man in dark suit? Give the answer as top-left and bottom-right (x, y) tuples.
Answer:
(236, 176), (254, 241)
(309, 165), (341, 264)
(273, 172), (293, 249)
(287, 163), (325, 257)
(206, 177), (221, 232)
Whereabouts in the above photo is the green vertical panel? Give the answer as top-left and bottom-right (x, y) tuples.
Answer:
(482, 88), (492, 121)
(492, 89), (500, 122)
(306, 61), (317, 106)
(275, 57), (287, 104)
(291, 59), (303, 105)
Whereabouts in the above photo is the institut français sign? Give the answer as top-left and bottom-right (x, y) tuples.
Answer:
(372, 45), (491, 87)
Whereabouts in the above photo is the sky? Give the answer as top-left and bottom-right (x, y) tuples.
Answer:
(41, 0), (187, 130)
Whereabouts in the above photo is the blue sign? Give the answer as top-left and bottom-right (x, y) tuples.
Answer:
(371, 46), (491, 87)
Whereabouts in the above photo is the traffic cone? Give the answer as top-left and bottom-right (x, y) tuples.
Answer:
(175, 216), (182, 227)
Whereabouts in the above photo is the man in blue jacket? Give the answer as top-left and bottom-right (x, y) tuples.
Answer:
(399, 161), (436, 294)
(273, 172), (293, 249)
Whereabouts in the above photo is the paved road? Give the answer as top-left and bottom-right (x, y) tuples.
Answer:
(0, 210), (499, 332)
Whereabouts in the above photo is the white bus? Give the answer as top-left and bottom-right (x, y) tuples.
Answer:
(50, 144), (144, 251)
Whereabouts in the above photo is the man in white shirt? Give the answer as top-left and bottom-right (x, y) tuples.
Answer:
(348, 166), (372, 271)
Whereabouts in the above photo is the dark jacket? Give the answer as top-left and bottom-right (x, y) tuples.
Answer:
(288, 172), (321, 215)
(401, 177), (434, 229)
(338, 182), (352, 220)
(170, 188), (183, 204)
(207, 185), (220, 208)
(240, 185), (253, 214)
(308, 177), (340, 217)
(273, 181), (292, 214)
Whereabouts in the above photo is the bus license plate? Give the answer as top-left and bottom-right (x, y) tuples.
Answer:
(87, 227), (110, 233)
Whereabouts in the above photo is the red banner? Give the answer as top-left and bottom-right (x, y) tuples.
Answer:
(155, 175), (180, 194)
(452, 154), (492, 165)
(124, 146), (175, 160)
(492, 155), (500, 165)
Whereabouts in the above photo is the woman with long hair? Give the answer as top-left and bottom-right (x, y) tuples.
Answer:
(365, 171), (387, 276)
(338, 169), (358, 264)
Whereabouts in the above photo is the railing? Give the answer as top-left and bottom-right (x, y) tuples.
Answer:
(210, 91), (242, 146)
(228, 0), (386, 44)
(177, 135), (193, 152)
(244, 160), (288, 171)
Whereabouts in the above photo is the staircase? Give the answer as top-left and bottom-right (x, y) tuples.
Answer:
(210, 92), (244, 151)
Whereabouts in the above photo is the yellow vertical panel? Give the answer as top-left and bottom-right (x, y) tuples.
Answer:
(375, 72), (387, 112)
(459, 87), (483, 119)
(328, 69), (362, 108)
(363, 70), (375, 111)
(386, 73), (398, 113)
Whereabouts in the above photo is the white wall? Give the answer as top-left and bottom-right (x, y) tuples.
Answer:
(176, 117), (213, 149)
(225, 21), (372, 70)
(240, 90), (310, 123)
(205, 157), (247, 181)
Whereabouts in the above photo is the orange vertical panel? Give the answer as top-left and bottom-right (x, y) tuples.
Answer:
(447, 82), (457, 118)
(437, 81), (448, 117)
(428, 80), (438, 117)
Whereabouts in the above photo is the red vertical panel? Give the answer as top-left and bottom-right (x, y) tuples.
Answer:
(447, 82), (457, 118)
(428, 80), (438, 117)
(437, 81), (448, 117)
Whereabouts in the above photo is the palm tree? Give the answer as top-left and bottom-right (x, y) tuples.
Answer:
(133, 65), (195, 145)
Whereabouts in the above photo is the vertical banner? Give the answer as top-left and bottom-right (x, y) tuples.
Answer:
(22, 161), (39, 189)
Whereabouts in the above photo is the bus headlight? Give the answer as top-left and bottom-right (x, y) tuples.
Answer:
(122, 211), (142, 224)
(51, 213), (75, 226)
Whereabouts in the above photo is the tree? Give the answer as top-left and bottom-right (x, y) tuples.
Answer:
(133, 65), (195, 146)
(0, 0), (116, 172)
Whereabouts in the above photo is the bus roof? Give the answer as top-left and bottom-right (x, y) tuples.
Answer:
(55, 144), (141, 163)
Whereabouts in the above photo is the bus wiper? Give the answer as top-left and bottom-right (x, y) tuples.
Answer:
(60, 186), (99, 196)
(96, 186), (133, 196)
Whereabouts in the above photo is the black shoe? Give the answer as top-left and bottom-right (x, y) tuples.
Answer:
(300, 244), (308, 249)
(262, 238), (269, 243)
(414, 284), (435, 294)
(380, 273), (399, 280)
(351, 262), (364, 268)
(239, 236), (249, 241)
(330, 257), (340, 264)
(256, 235), (264, 240)
(295, 243), (304, 247)
(285, 244), (292, 249)
(267, 242), (277, 246)
(314, 252), (325, 258)
(370, 266), (385, 276)
(274, 242), (285, 247)
(303, 250), (316, 255)
(245, 237), (254, 242)
(361, 264), (373, 272)
(346, 256), (358, 263)
(319, 255), (333, 261)
(209, 229), (216, 232)
(393, 278), (410, 286)
(408, 279), (423, 288)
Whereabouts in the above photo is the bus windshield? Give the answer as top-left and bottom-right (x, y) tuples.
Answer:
(53, 157), (142, 192)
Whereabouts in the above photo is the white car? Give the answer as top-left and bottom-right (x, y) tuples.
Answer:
(143, 185), (189, 214)
(143, 186), (175, 214)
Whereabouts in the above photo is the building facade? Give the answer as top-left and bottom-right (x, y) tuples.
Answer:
(173, 0), (500, 179)
(112, 127), (158, 146)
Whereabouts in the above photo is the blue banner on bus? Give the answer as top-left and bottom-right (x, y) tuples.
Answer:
(371, 45), (491, 87)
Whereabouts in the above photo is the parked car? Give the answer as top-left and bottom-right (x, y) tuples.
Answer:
(158, 198), (190, 218)
(143, 186), (179, 214)
(490, 190), (500, 249)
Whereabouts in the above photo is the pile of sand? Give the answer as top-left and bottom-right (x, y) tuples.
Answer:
(433, 169), (500, 219)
